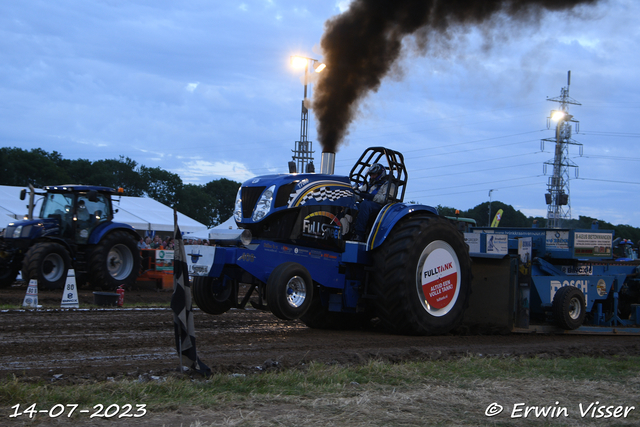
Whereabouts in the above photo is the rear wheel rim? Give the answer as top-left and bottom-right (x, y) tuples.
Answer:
(568, 296), (582, 320)
(285, 276), (307, 308)
(42, 253), (65, 282)
(107, 244), (133, 280)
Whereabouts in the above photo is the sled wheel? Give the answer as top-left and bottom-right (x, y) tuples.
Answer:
(23, 242), (71, 290)
(89, 231), (141, 291)
(192, 276), (234, 315)
(552, 286), (586, 330)
(371, 215), (472, 335)
(267, 262), (313, 320)
(300, 286), (372, 330)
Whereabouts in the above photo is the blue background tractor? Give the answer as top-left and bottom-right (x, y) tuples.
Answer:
(0, 185), (140, 290)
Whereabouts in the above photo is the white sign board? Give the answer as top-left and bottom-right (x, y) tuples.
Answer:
(185, 245), (216, 276)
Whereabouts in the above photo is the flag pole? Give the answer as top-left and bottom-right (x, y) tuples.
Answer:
(173, 208), (184, 374)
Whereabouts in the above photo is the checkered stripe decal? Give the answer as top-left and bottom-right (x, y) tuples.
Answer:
(289, 186), (353, 206)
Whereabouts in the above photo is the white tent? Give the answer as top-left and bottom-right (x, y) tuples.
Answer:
(0, 186), (31, 229)
(184, 216), (237, 240)
(0, 185), (207, 233)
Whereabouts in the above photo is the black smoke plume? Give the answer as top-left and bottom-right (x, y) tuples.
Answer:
(312, 0), (597, 153)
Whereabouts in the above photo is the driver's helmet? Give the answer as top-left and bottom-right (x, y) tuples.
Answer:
(367, 163), (386, 182)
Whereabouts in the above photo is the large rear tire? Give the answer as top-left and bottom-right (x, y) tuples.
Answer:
(192, 276), (234, 315)
(22, 242), (71, 290)
(371, 215), (472, 335)
(89, 231), (140, 291)
(266, 262), (313, 320)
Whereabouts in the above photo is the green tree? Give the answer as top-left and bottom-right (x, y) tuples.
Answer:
(56, 158), (95, 184)
(0, 147), (70, 186)
(175, 184), (218, 228)
(90, 157), (145, 196)
(465, 201), (530, 227)
(140, 166), (183, 208)
(203, 178), (241, 224)
(434, 205), (460, 217)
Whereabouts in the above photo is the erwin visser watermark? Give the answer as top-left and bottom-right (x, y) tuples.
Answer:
(485, 402), (636, 419)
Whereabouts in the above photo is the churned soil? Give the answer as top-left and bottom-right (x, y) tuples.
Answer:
(1, 281), (639, 385)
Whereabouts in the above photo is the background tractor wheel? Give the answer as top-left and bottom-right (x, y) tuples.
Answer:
(266, 262), (313, 320)
(89, 231), (140, 291)
(371, 215), (472, 335)
(552, 286), (586, 330)
(192, 276), (233, 315)
(22, 242), (71, 290)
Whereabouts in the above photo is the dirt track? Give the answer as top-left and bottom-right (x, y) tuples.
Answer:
(2, 283), (640, 385)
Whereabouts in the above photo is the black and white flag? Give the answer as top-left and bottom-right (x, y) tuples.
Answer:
(170, 217), (211, 376)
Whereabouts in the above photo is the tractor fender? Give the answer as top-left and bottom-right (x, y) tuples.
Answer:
(88, 221), (138, 244)
(368, 203), (438, 251)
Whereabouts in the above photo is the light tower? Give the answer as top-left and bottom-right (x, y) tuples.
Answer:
(541, 71), (583, 228)
(289, 56), (325, 174)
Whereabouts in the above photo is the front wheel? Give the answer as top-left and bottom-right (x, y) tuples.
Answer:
(22, 242), (71, 290)
(89, 231), (141, 291)
(371, 215), (472, 335)
(266, 262), (313, 320)
(552, 286), (586, 330)
(192, 276), (234, 315)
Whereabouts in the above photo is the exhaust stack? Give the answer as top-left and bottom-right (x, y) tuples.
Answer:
(320, 151), (335, 175)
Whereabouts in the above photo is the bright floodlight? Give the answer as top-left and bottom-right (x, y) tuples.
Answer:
(551, 110), (566, 121)
(314, 62), (326, 73)
(291, 56), (308, 69)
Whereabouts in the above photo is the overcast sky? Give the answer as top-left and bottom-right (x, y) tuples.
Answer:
(2, 0), (639, 227)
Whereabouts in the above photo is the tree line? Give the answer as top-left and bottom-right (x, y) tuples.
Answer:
(0, 147), (240, 228)
(3, 147), (639, 243)
(437, 201), (640, 245)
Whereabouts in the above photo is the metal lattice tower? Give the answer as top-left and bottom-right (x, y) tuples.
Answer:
(292, 97), (315, 173)
(290, 58), (316, 174)
(541, 71), (583, 228)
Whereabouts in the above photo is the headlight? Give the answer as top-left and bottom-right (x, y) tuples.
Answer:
(233, 188), (242, 222)
(252, 185), (275, 222)
(12, 226), (23, 239)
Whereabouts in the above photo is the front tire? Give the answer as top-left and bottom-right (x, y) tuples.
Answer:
(552, 286), (586, 330)
(267, 262), (313, 320)
(371, 215), (472, 335)
(192, 276), (234, 315)
(22, 242), (71, 290)
(89, 231), (140, 291)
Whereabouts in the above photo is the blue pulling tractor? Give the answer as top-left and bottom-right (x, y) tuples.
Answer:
(188, 147), (473, 335)
(0, 185), (141, 290)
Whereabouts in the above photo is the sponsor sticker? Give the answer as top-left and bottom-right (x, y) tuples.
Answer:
(422, 248), (458, 309)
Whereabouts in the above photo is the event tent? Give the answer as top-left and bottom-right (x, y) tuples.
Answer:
(0, 185), (207, 233)
(183, 216), (237, 240)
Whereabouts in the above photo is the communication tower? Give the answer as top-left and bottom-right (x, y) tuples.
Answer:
(541, 71), (583, 228)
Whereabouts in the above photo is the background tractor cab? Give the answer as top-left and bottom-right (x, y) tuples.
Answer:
(37, 189), (110, 244)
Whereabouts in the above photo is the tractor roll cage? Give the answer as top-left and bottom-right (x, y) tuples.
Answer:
(348, 147), (407, 204)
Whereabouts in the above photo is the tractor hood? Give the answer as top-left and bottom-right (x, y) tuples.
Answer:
(234, 173), (356, 226)
(3, 218), (58, 240)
